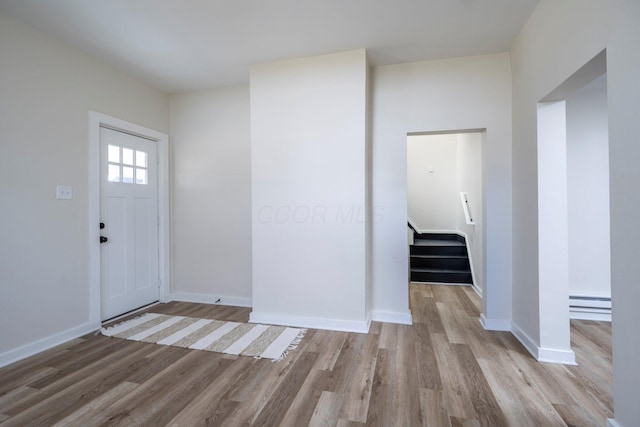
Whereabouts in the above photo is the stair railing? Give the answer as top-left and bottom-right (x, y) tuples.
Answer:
(460, 192), (474, 225)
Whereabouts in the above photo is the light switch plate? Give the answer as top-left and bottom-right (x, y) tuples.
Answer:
(56, 185), (73, 200)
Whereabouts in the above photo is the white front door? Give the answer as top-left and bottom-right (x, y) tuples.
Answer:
(100, 126), (159, 320)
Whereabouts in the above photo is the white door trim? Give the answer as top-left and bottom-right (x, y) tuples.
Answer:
(88, 111), (170, 324)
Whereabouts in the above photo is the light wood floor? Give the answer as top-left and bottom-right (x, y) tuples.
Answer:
(0, 284), (612, 426)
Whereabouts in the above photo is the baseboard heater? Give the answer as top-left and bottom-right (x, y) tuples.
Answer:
(569, 295), (611, 322)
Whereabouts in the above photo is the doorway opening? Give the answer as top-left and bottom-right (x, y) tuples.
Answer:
(406, 129), (485, 297)
(536, 50), (610, 364)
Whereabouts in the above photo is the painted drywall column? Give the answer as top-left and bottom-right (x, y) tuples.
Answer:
(250, 49), (370, 332)
(456, 133), (484, 294)
(536, 101), (575, 364)
(169, 86), (252, 306)
(372, 53), (512, 329)
(608, 0), (640, 425)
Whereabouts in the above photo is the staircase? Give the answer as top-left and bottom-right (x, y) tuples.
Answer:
(410, 232), (473, 284)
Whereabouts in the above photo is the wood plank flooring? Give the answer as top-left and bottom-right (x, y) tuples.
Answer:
(0, 284), (612, 426)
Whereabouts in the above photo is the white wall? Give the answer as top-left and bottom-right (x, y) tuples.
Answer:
(0, 12), (169, 362)
(249, 50), (370, 331)
(511, 0), (640, 423)
(169, 86), (252, 306)
(510, 0), (614, 351)
(407, 134), (459, 231)
(607, 1), (640, 425)
(457, 133), (484, 293)
(566, 75), (610, 298)
(372, 53), (512, 328)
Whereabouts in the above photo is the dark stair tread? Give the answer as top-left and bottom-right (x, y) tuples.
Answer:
(410, 232), (472, 285)
(410, 268), (471, 273)
(411, 273), (472, 283)
(411, 246), (466, 255)
(413, 233), (463, 241)
(412, 240), (465, 247)
(411, 279), (473, 284)
(410, 254), (467, 259)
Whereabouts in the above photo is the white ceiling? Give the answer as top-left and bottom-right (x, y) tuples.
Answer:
(0, 0), (540, 93)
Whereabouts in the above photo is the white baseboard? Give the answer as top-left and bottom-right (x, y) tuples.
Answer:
(457, 230), (480, 296)
(0, 321), (100, 369)
(413, 229), (461, 235)
(511, 321), (540, 359)
(406, 220), (460, 236)
(607, 418), (622, 427)
(480, 314), (511, 331)
(371, 310), (413, 325)
(538, 347), (576, 365)
(471, 284), (483, 298)
(171, 292), (252, 308)
(249, 312), (370, 334)
(511, 321), (577, 365)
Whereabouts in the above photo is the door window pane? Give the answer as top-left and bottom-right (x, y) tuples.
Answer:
(108, 164), (121, 182)
(108, 145), (120, 163)
(122, 166), (134, 183)
(106, 144), (150, 185)
(136, 151), (147, 168)
(122, 148), (134, 165)
(136, 168), (147, 185)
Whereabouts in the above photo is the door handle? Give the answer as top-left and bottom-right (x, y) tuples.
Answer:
(100, 236), (108, 243)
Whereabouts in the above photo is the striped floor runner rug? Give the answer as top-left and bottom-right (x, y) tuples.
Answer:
(101, 313), (306, 361)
